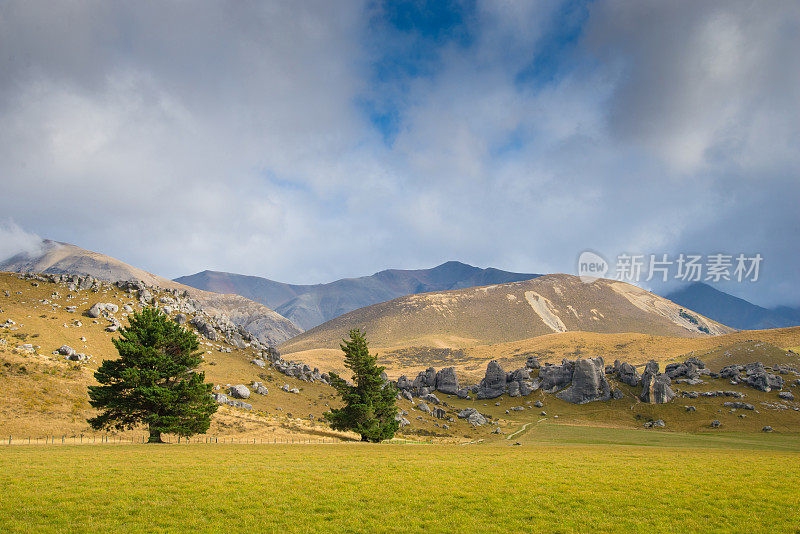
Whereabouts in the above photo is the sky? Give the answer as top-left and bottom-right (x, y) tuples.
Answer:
(0, 0), (798, 307)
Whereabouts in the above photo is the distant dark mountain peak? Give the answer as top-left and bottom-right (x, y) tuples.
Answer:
(665, 282), (799, 330)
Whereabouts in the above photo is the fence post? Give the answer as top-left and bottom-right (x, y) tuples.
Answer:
(8, 435), (10, 445)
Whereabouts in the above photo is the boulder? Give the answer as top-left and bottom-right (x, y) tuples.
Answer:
(711, 420), (721, 428)
(778, 391), (794, 401)
(640, 362), (676, 404)
(229, 385), (251, 399)
(212, 393), (228, 404)
(476, 360), (508, 399)
(507, 381), (521, 397)
(433, 408), (447, 420)
(435, 367), (459, 395)
(685, 356), (706, 369)
(747, 370), (784, 392)
(509, 368), (531, 382)
(762, 426), (773, 432)
(255, 385), (269, 395)
(57, 345), (75, 356)
(611, 388), (624, 399)
(555, 357), (611, 404)
(456, 388), (470, 399)
(518, 381), (534, 396)
(396, 375), (413, 390)
(525, 355), (541, 369)
(539, 360), (574, 393)
(421, 393), (441, 405)
(416, 401), (431, 415)
(457, 408), (487, 426)
(723, 401), (754, 410)
(614, 361), (640, 387)
(412, 367), (437, 393)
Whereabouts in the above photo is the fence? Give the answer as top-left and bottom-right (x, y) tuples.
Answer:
(2, 434), (342, 446)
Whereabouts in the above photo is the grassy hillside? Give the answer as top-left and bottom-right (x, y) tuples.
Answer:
(1, 441), (799, 532)
(2, 271), (799, 445)
(0, 241), (301, 344)
(280, 274), (732, 359)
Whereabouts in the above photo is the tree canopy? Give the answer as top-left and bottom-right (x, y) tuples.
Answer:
(87, 307), (217, 442)
(324, 329), (399, 442)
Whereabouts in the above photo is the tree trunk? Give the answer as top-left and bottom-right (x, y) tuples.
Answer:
(148, 425), (164, 444)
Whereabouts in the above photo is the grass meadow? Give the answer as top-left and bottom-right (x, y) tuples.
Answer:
(2, 426), (799, 533)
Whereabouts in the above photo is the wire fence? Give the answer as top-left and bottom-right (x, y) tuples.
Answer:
(1, 434), (343, 446)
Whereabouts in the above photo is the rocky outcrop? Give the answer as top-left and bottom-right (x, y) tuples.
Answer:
(555, 357), (611, 404)
(539, 360), (574, 393)
(525, 355), (541, 369)
(720, 362), (785, 392)
(639, 361), (676, 404)
(613, 360), (640, 387)
(476, 360), (509, 399)
(434, 367), (459, 395)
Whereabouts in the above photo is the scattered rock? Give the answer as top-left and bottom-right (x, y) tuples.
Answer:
(457, 408), (487, 426)
(711, 420), (721, 428)
(416, 401), (431, 415)
(723, 401), (754, 410)
(57, 345), (75, 356)
(229, 385), (251, 399)
(762, 426), (773, 433)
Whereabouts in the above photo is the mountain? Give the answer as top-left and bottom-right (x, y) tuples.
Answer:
(279, 274), (733, 356)
(664, 282), (800, 331)
(175, 261), (541, 330)
(0, 240), (301, 345)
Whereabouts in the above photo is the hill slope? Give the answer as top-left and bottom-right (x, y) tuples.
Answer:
(0, 240), (301, 345)
(665, 282), (800, 330)
(175, 261), (540, 330)
(280, 274), (733, 355)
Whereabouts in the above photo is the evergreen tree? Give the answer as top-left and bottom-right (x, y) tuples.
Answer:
(87, 307), (217, 443)
(324, 329), (399, 442)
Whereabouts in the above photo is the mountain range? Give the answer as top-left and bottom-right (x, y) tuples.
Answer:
(175, 262), (541, 330)
(665, 282), (800, 330)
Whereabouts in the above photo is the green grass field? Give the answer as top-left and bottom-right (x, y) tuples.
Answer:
(2, 425), (799, 533)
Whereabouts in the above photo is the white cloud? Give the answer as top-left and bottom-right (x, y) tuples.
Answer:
(0, 1), (797, 307)
(0, 220), (44, 262)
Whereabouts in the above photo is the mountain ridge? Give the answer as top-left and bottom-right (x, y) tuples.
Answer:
(175, 261), (541, 330)
(0, 240), (301, 345)
(665, 282), (800, 330)
(279, 273), (733, 356)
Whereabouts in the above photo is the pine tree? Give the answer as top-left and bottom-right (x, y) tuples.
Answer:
(324, 329), (399, 442)
(87, 307), (217, 443)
